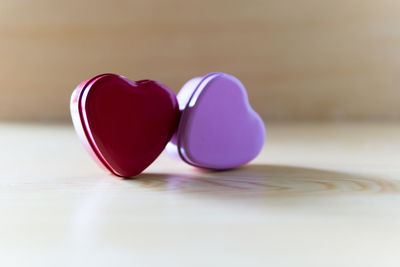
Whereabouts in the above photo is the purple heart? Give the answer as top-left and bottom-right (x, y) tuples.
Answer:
(167, 72), (266, 170)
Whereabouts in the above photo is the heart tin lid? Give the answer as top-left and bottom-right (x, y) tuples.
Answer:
(71, 74), (179, 177)
(168, 72), (266, 170)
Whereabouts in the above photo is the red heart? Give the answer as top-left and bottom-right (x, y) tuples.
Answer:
(70, 74), (180, 177)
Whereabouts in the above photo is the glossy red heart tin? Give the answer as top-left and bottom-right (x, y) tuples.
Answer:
(70, 74), (180, 177)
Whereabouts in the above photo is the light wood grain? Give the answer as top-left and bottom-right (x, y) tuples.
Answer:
(0, 122), (399, 266)
(1, 0), (400, 121)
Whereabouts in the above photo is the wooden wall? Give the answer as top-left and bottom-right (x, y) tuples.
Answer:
(1, 0), (400, 121)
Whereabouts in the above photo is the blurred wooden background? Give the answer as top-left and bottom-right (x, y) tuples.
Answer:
(0, 0), (399, 121)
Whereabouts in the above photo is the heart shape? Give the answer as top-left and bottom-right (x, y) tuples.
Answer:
(70, 74), (179, 177)
(167, 72), (266, 170)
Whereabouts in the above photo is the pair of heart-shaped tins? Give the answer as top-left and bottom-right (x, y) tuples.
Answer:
(70, 72), (266, 178)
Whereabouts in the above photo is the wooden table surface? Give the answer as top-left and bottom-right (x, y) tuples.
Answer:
(0, 122), (399, 267)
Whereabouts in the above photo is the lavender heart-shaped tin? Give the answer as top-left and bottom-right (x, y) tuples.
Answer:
(167, 72), (266, 170)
